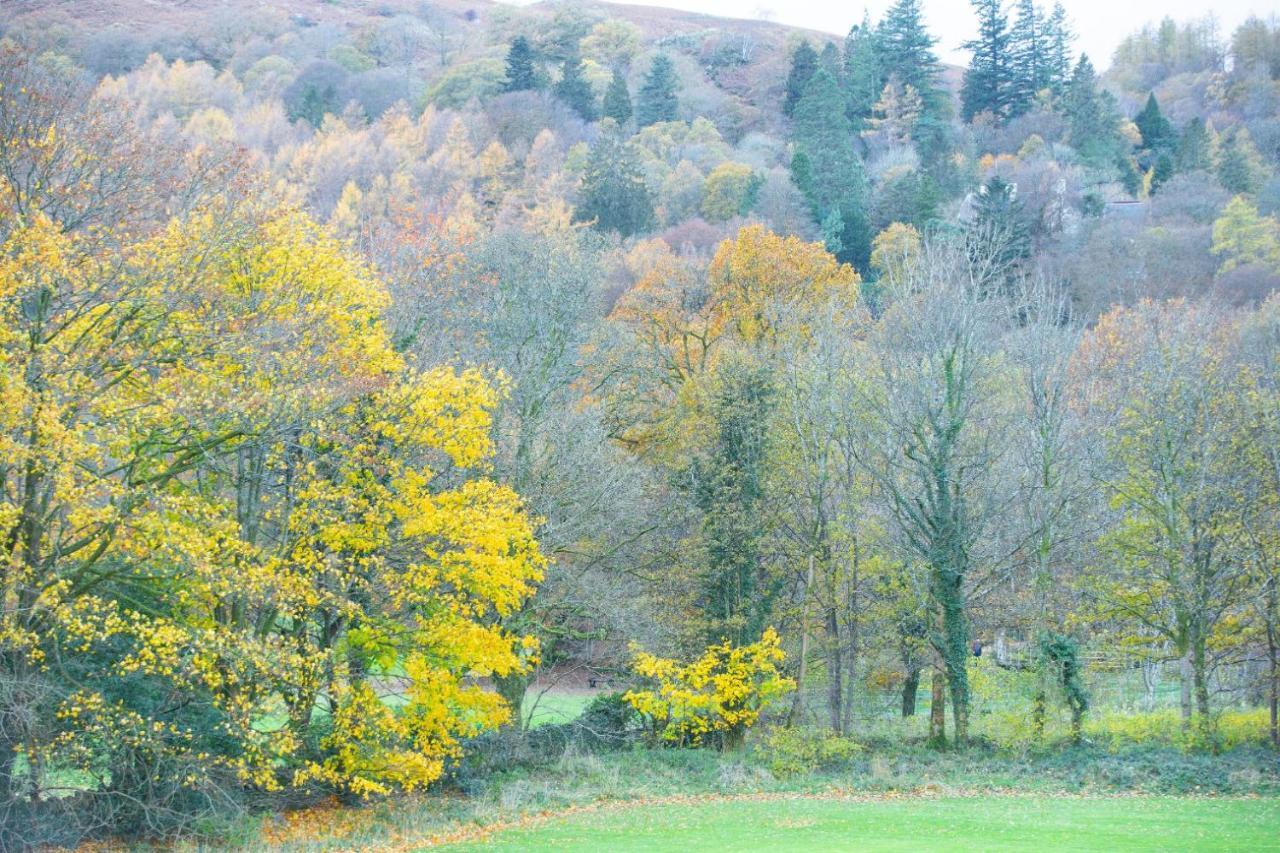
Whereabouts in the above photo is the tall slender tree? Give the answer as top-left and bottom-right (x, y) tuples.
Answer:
(1008, 0), (1046, 116)
(792, 67), (871, 265)
(553, 53), (596, 121)
(961, 0), (1015, 122)
(1063, 54), (1125, 167)
(1176, 117), (1214, 172)
(503, 35), (539, 92)
(878, 0), (944, 113)
(1042, 3), (1074, 97)
(844, 13), (884, 126)
(784, 41), (819, 117)
(602, 66), (633, 126)
(636, 53), (680, 127)
(1135, 93), (1175, 152)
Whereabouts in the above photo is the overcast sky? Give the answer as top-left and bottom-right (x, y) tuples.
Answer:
(600, 0), (1274, 69)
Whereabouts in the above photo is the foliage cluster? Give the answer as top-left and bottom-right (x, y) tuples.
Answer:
(624, 629), (795, 749)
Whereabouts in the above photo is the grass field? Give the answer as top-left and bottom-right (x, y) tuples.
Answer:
(444, 794), (1280, 851)
(522, 690), (596, 729)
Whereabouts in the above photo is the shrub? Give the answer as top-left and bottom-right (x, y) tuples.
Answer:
(757, 726), (862, 777)
(573, 692), (639, 750)
(623, 628), (794, 751)
(1084, 709), (1272, 752)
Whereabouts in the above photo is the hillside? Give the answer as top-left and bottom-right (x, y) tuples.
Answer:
(0, 0), (1278, 848)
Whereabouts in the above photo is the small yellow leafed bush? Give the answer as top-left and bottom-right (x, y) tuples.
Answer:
(623, 628), (794, 750)
(1084, 708), (1271, 752)
(759, 726), (862, 777)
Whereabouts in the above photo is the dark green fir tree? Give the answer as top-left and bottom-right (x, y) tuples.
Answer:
(502, 35), (539, 92)
(635, 54), (679, 127)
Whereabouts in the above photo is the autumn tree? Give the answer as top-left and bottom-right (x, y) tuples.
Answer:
(1212, 195), (1280, 274)
(700, 162), (761, 223)
(851, 237), (1012, 746)
(1081, 300), (1254, 741)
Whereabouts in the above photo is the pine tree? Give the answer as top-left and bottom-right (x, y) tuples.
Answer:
(878, 0), (944, 113)
(1042, 3), (1074, 97)
(1151, 152), (1175, 193)
(602, 67), (633, 126)
(1117, 155), (1142, 196)
(573, 121), (654, 236)
(967, 176), (1031, 283)
(1175, 117), (1214, 172)
(1134, 93), (1175, 151)
(1063, 54), (1125, 166)
(844, 13), (884, 125)
(962, 0), (1015, 122)
(1008, 0), (1046, 117)
(791, 67), (870, 265)
(503, 35), (539, 92)
(636, 53), (679, 127)
(553, 53), (597, 121)
(789, 149), (814, 202)
(819, 42), (842, 77)
(783, 41), (818, 117)
(687, 362), (778, 647)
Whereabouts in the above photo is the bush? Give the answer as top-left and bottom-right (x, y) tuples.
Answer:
(1084, 709), (1272, 752)
(756, 726), (862, 778)
(573, 692), (639, 750)
(452, 693), (639, 792)
(624, 628), (794, 750)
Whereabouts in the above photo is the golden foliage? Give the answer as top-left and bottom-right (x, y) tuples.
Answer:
(623, 628), (794, 748)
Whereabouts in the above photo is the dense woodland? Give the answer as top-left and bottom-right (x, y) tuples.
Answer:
(0, 0), (1279, 846)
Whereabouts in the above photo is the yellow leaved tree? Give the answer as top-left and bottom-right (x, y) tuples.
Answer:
(623, 628), (794, 751)
(0, 181), (545, 836)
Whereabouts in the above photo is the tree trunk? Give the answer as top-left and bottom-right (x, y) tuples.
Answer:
(843, 545), (860, 736)
(928, 665), (946, 747)
(825, 607), (843, 734)
(951, 673), (969, 745)
(787, 557), (814, 727)
(1179, 652), (1193, 726)
(938, 572), (969, 746)
(1191, 638), (1215, 748)
(1191, 641), (1211, 719)
(1032, 688), (1047, 742)
(1070, 699), (1084, 744)
(1268, 620), (1279, 748)
(901, 666), (920, 717)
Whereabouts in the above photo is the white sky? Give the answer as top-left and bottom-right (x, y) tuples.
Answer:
(599, 0), (1275, 69)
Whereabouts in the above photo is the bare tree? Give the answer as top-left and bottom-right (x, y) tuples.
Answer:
(851, 236), (1013, 745)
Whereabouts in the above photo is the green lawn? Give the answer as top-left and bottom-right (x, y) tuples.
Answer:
(522, 690), (596, 728)
(445, 795), (1280, 852)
